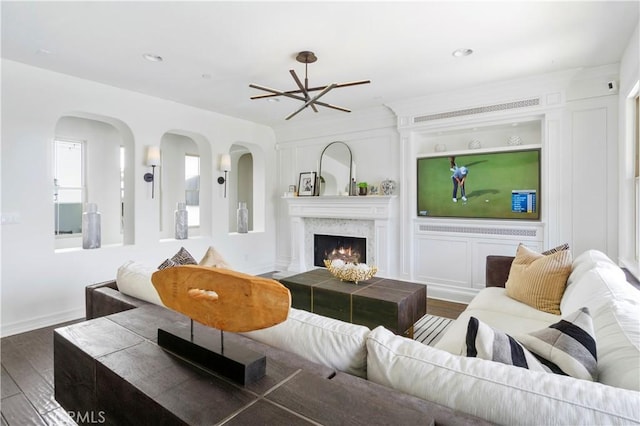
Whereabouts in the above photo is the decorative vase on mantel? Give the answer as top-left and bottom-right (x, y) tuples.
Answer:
(175, 202), (188, 240)
(381, 179), (396, 196)
(82, 203), (101, 249)
(237, 202), (249, 234)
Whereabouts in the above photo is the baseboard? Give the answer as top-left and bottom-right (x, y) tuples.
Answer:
(1, 308), (85, 338)
(426, 284), (478, 304)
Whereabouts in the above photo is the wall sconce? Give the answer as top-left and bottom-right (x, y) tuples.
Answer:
(217, 153), (231, 198)
(144, 146), (161, 198)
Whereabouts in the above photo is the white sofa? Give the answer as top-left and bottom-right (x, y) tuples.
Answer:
(245, 250), (640, 425)
(105, 249), (640, 425)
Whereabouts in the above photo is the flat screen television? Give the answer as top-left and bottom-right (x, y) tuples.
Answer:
(417, 147), (541, 220)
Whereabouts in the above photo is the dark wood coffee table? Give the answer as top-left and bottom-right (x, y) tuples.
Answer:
(278, 269), (426, 337)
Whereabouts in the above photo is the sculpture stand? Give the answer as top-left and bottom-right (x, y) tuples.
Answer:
(157, 320), (266, 386)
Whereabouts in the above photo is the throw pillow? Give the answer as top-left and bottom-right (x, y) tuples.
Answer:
(465, 308), (597, 381)
(116, 261), (164, 306)
(158, 246), (197, 270)
(199, 246), (231, 269)
(517, 307), (597, 381)
(541, 243), (570, 255)
(505, 244), (572, 314)
(465, 316), (550, 373)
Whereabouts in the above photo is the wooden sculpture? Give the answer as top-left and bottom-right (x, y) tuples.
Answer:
(151, 265), (291, 332)
(151, 265), (291, 385)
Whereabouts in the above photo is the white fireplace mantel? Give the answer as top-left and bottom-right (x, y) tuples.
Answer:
(284, 195), (396, 220)
(283, 196), (397, 275)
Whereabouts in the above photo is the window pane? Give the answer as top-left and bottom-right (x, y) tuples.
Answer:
(55, 141), (83, 187)
(185, 155), (200, 227)
(56, 188), (82, 203)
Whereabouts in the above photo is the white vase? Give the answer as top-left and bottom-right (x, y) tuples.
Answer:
(175, 202), (188, 240)
(237, 202), (248, 233)
(82, 203), (101, 249)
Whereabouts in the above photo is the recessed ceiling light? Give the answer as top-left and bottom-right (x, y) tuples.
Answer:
(143, 53), (163, 62)
(452, 48), (473, 58)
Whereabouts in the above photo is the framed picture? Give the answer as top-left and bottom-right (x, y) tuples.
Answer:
(298, 172), (317, 196)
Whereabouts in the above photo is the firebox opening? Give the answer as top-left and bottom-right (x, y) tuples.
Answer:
(314, 234), (366, 267)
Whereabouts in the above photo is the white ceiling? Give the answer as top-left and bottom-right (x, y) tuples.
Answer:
(2, 1), (638, 126)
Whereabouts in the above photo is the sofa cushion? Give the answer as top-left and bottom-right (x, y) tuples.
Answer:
(241, 308), (370, 378)
(562, 250), (639, 315)
(591, 299), (640, 391)
(366, 326), (640, 425)
(505, 244), (572, 314)
(435, 287), (559, 355)
(116, 261), (164, 306)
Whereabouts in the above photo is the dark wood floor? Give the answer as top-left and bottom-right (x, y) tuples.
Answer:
(0, 298), (466, 425)
(1, 319), (83, 426)
(427, 297), (467, 319)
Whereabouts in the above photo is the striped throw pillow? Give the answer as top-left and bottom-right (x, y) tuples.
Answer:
(517, 307), (597, 381)
(506, 244), (572, 314)
(465, 317), (550, 373)
(465, 308), (597, 381)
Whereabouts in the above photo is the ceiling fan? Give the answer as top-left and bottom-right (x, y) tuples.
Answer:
(249, 51), (371, 120)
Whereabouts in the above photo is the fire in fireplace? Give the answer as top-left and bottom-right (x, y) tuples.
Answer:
(314, 234), (366, 267)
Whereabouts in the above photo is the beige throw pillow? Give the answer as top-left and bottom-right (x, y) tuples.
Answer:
(505, 244), (572, 314)
(199, 246), (231, 269)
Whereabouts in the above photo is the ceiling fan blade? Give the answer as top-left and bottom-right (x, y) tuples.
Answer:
(289, 70), (318, 113)
(311, 101), (352, 113)
(285, 83), (336, 120)
(303, 80), (371, 93)
(334, 80), (371, 89)
(249, 84), (306, 102)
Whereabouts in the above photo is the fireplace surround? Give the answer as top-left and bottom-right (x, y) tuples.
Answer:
(283, 196), (397, 276)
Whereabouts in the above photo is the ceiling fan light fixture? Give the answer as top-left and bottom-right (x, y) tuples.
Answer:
(249, 50), (370, 120)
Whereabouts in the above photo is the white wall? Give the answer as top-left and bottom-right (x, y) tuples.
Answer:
(273, 66), (623, 303)
(0, 60), (278, 336)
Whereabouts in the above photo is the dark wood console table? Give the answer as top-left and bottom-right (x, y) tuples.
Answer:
(278, 269), (426, 337)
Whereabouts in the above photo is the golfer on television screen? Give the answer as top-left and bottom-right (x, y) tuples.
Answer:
(451, 164), (468, 202)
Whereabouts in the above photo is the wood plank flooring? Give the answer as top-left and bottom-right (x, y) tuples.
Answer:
(427, 297), (467, 319)
(1, 319), (82, 426)
(1, 298), (467, 425)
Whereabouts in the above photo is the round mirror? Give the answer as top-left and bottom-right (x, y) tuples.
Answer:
(318, 141), (353, 196)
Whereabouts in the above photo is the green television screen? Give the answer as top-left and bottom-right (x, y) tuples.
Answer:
(417, 148), (541, 220)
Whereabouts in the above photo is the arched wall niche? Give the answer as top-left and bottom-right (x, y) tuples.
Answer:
(227, 142), (266, 233)
(159, 130), (212, 239)
(53, 112), (135, 249)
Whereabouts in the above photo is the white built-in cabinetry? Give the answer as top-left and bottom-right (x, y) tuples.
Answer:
(403, 117), (547, 303)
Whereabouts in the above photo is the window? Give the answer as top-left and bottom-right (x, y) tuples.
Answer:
(185, 154), (200, 227)
(635, 95), (639, 260)
(120, 146), (125, 233)
(53, 139), (84, 235)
